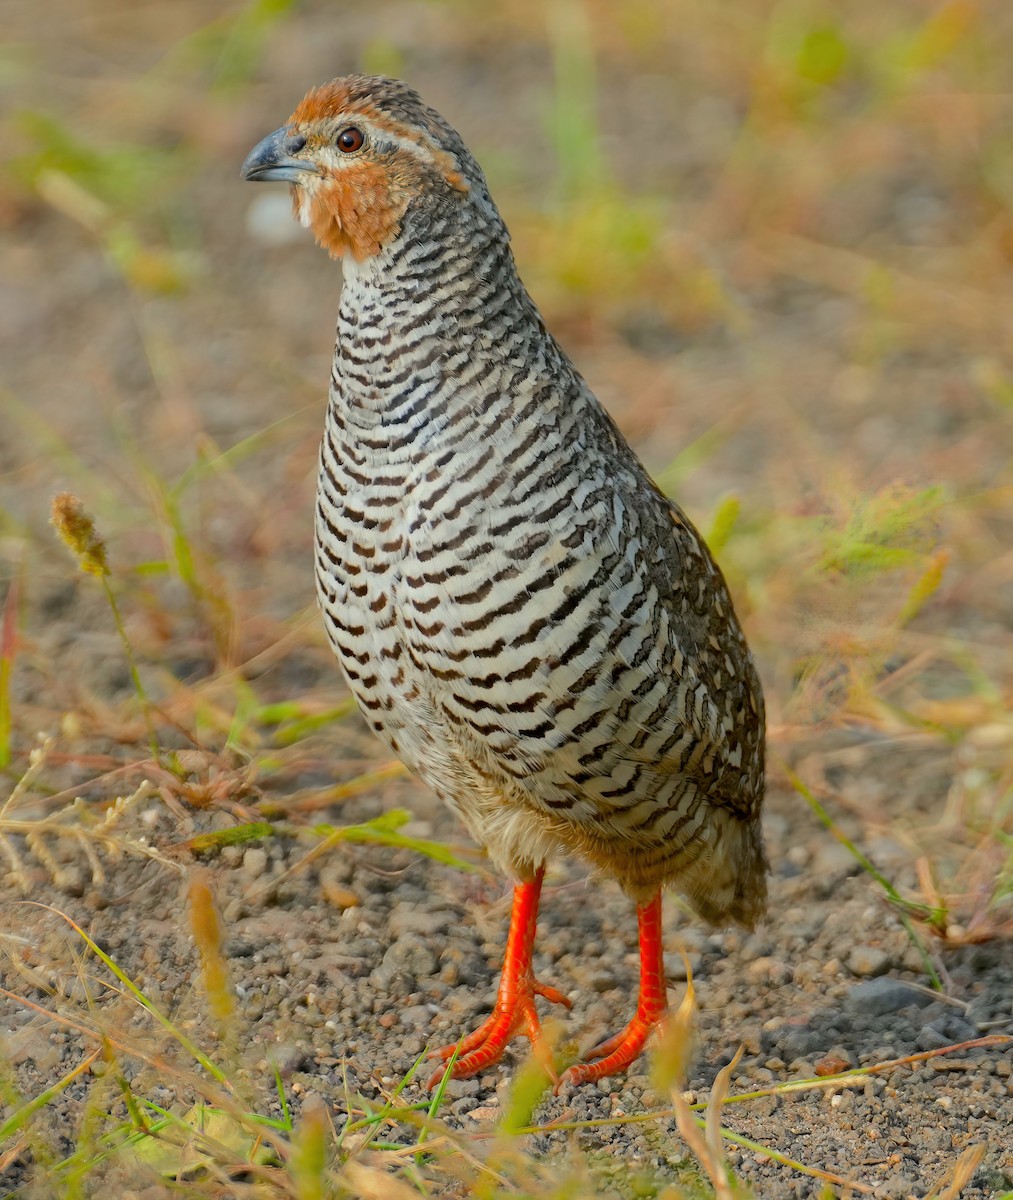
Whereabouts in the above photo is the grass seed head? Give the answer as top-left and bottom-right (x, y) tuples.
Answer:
(50, 492), (109, 577)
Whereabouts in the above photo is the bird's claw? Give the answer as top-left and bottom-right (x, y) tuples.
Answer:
(553, 1009), (667, 1093)
(425, 976), (571, 1089)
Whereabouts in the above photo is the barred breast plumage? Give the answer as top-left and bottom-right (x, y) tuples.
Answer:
(243, 73), (767, 1089)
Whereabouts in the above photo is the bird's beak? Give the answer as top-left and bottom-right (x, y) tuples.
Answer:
(241, 127), (320, 183)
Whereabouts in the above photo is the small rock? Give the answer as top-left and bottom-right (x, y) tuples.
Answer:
(780, 1028), (827, 1060)
(916, 1013), (979, 1051)
(376, 936), (438, 985)
(320, 870), (360, 909)
(587, 968), (619, 992)
(445, 1077), (479, 1099)
(847, 946), (891, 977)
(844, 977), (933, 1017)
(785, 844), (810, 869)
(400, 1004), (434, 1029)
(388, 908), (454, 938)
(815, 1052), (852, 1076)
(56, 865), (88, 897)
(875, 1173), (918, 1199)
(814, 842), (858, 878)
(739, 934), (773, 962)
(746, 957), (792, 985)
(242, 847), (268, 879)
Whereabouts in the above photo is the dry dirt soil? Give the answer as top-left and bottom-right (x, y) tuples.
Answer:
(1, 1), (1012, 1197)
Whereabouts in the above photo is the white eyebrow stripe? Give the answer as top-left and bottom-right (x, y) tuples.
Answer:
(362, 121), (439, 164)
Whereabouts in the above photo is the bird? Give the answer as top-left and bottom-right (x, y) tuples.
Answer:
(242, 74), (767, 1090)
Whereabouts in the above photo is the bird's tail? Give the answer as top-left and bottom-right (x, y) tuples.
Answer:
(685, 813), (769, 930)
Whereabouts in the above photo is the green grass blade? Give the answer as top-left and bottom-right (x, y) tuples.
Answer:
(25, 903), (229, 1084)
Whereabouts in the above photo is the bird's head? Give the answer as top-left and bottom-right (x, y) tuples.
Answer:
(241, 74), (476, 261)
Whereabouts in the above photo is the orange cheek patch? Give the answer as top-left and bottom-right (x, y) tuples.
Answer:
(301, 161), (409, 261)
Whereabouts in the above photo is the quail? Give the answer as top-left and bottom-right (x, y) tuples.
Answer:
(242, 75), (766, 1089)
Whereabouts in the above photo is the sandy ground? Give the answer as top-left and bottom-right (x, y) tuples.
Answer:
(2, 1), (1013, 1195)
(2, 724), (1012, 1196)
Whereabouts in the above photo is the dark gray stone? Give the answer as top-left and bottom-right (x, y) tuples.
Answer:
(844, 977), (934, 1017)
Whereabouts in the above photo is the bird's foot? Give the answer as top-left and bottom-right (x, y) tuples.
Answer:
(426, 977), (571, 1088)
(555, 1005), (667, 1091)
(556, 890), (669, 1091)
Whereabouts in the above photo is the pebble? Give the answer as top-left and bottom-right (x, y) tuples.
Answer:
(739, 934), (773, 961)
(844, 977), (934, 1017)
(242, 847), (268, 879)
(745, 957), (792, 985)
(779, 1028), (826, 1060)
(916, 1013), (979, 1051)
(847, 946), (891, 977)
(388, 908), (455, 938)
(814, 842), (858, 878)
(445, 1078), (480, 1098)
(221, 845), (244, 868)
(587, 968), (619, 992)
(400, 1004), (435, 1029)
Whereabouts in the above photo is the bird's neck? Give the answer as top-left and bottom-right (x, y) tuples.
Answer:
(330, 205), (548, 437)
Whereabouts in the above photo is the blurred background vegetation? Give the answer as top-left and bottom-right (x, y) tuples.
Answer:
(1, 0), (1011, 1194)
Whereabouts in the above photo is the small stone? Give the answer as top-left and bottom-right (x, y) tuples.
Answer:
(847, 946), (890, 977)
(56, 865), (88, 897)
(320, 870), (360, 910)
(400, 1004), (434, 1028)
(780, 1028), (827, 1060)
(739, 934), (773, 961)
(814, 842), (858, 877)
(916, 1013), (979, 1051)
(388, 908), (454, 938)
(242, 847), (268, 879)
(587, 968), (619, 992)
(844, 977), (933, 1017)
(377, 936), (438, 984)
(815, 1052), (852, 1076)
(445, 1077), (479, 1099)
(746, 957), (791, 985)
(876, 1173), (918, 1199)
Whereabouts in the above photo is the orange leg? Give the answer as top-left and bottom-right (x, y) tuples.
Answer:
(427, 867), (570, 1088)
(558, 890), (668, 1089)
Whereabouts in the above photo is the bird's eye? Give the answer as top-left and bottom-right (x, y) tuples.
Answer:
(337, 127), (364, 153)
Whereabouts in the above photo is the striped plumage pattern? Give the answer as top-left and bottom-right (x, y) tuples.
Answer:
(305, 79), (765, 923)
(244, 75), (767, 1082)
